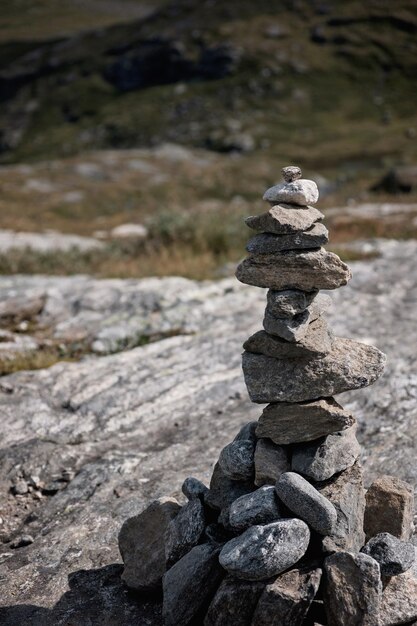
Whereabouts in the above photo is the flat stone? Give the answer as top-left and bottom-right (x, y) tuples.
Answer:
(254, 438), (290, 486)
(242, 337), (386, 403)
(228, 485), (281, 531)
(164, 499), (206, 568)
(251, 565), (322, 626)
(263, 293), (331, 342)
(246, 222), (329, 253)
(361, 532), (415, 576)
(245, 204), (323, 234)
(292, 425), (361, 481)
(324, 552), (382, 626)
(219, 519), (310, 581)
(256, 398), (355, 445)
(204, 576), (265, 626)
(162, 543), (224, 626)
(118, 496), (180, 591)
(380, 547), (417, 625)
(263, 179), (319, 206)
(364, 475), (414, 541)
(275, 472), (337, 535)
(243, 318), (333, 359)
(266, 288), (318, 317)
(316, 461), (366, 553)
(218, 439), (255, 481)
(182, 476), (209, 501)
(236, 249), (352, 291)
(205, 462), (255, 511)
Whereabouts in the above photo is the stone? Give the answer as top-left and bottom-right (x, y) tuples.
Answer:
(316, 461), (366, 553)
(165, 499), (206, 567)
(182, 476), (209, 501)
(233, 421), (258, 443)
(218, 439), (255, 481)
(219, 519), (310, 581)
(242, 337), (386, 403)
(118, 496), (180, 591)
(162, 543), (224, 626)
(291, 425), (361, 481)
(246, 222), (329, 253)
(254, 438), (290, 486)
(364, 475), (414, 541)
(380, 547), (417, 625)
(251, 565), (322, 626)
(228, 485), (281, 531)
(236, 249), (352, 291)
(266, 288), (318, 317)
(256, 398), (355, 445)
(205, 576), (265, 626)
(324, 552), (382, 626)
(281, 165), (302, 182)
(263, 293), (331, 342)
(245, 205), (323, 235)
(110, 223), (148, 239)
(243, 318), (333, 359)
(205, 463), (255, 511)
(263, 179), (319, 206)
(275, 472), (337, 535)
(204, 523), (234, 547)
(361, 532), (415, 576)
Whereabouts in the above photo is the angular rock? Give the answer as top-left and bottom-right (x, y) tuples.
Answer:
(182, 476), (209, 501)
(263, 179), (319, 206)
(242, 337), (386, 403)
(245, 204), (323, 235)
(364, 475), (414, 541)
(118, 496), (180, 591)
(218, 439), (255, 481)
(246, 222), (329, 253)
(254, 438), (290, 486)
(275, 472), (337, 535)
(165, 498), (206, 567)
(244, 318), (333, 359)
(219, 519), (310, 581)
(324, 552), (382, 626)
(236, 249), (352, 291)
(292, 425), (361, 481)
(380, 547), (417, 625)
(266, 288), (318, 317)
(205, 576), (266, 626)
(316, 461), (365, 553)
(228, 485), (281, 531)
(251, 565), (322, 626)
(205, 462), (254, 511)
(263, 293), (331, 342)
(361, 532), (415, 576)
(163, 543), (224, 626)
(256, 398), (355, 445)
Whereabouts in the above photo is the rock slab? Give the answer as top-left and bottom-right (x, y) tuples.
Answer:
(246, 222), (328, 252)
(245, 204), (323, 234)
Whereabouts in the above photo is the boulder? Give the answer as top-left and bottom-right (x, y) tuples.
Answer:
(205, 576), (265, 626)
(165, 498), (206, 567)
(263, 179), (319, 205)
(246, 222), (328, 252)
(364, 475), (414, 541)
(245, 205), (323, 235)
(254, 438), (290, 486)
(361, 532), (415, 576)
(228, 485), (281, 531)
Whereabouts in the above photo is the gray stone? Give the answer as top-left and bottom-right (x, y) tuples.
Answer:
(218, 439), (255, 481)
(205, 463), (255, 511)
(380, 547), (417, 625)
(119, 496), (180, 591)
(275, 472), (337, 535)
(243, 318), (333, 359)
(245, 204), (323, 234)
(316, 461), (366, 553)
(228, 485), (281, 531)
(263, 179), (319, 206)
(182, 476), (209, 501)
(324, 552), (382, 626)
(256, 398), (355, 445)
(242, 337), (386, 403)
(292, 425), (361, 481)
(162, 543), (224, 626)
(263, 293), (331, 342)
(281, 166), (302, 182)
(236, 249), (352, 291)
(233, 421), (258, 443)
(251, 565), (322, 626)
(254, 438), (290, 486)
(361, 532), (415, 576)
(205, 576), (265, 626)
(246, 222), (329, 253)
(164, 499), (206, 567)
(364, 475), (414, 541)
(219, 519), (310, 581)
(266, 288), (318, 317)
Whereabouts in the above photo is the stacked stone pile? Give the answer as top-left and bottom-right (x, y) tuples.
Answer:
(118, 167), (416, 626)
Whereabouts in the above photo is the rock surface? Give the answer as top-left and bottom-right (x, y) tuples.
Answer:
(254, 438), (290, 486)
(361, 532), (415, 576)
(245, 204), (323, 234)
(364, 475), (414, 541)
(246, 222), (328, 252)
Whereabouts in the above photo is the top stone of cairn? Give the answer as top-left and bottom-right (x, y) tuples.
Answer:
(263, 165), (319, 206)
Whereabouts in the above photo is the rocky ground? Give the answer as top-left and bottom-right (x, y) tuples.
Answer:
(0, 238), (416, 624)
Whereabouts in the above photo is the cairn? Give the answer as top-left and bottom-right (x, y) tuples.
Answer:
(118, 167), (416, 626)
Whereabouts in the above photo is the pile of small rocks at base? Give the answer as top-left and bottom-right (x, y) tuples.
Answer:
(118, 167), (416, 626)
